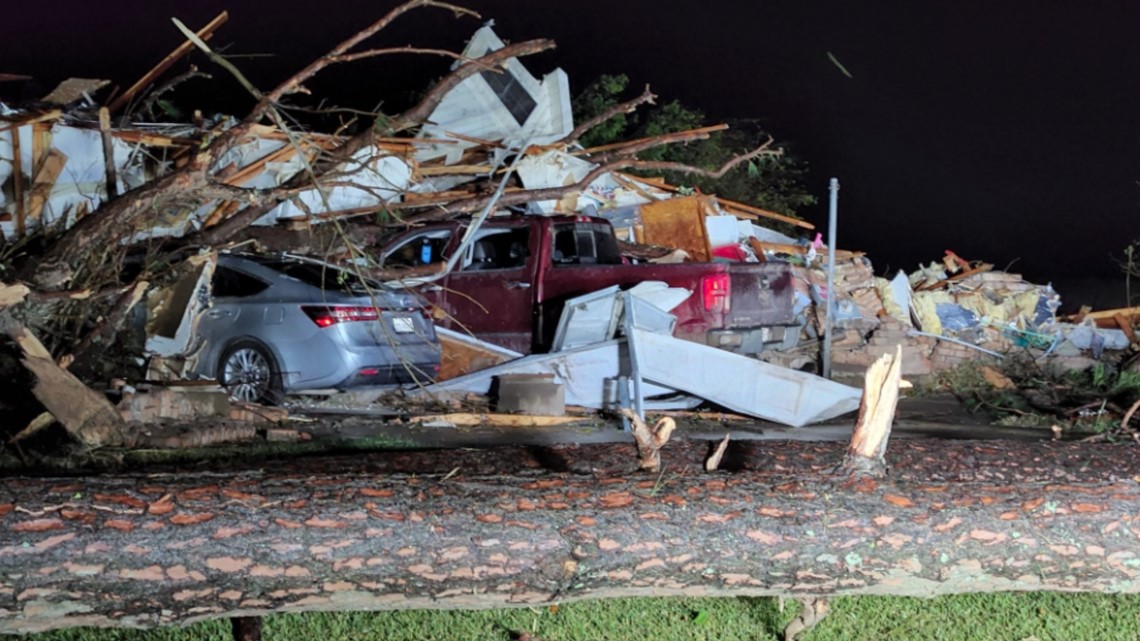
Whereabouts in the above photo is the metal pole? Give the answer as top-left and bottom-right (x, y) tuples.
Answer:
(821, 178), (840, 379)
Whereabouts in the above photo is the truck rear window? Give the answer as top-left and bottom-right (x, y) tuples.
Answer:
(552, 223), (622, 266)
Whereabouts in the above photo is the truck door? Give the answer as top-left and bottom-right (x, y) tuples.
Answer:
(440, 225), (536, 353)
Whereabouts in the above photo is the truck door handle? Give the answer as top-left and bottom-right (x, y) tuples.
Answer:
(206, 310), (232, 319)
(422, 284), (443, 292)
(504, 281), (531, 290)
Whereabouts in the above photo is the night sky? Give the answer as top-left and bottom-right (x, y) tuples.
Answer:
(4, 1), (1139, 289)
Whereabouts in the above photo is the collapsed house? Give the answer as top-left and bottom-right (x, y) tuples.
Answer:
(2, 20), (1133, 432)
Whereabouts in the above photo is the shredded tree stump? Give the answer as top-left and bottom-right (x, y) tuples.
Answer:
(2, 439), (1140, 633)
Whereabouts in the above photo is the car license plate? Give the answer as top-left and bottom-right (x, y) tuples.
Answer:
(392, 316), (415, 333)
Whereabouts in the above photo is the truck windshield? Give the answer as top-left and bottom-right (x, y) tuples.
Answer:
(551, 223), (622, 266)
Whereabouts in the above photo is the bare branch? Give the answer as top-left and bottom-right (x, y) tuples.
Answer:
(253, 0), (480, 122)
(137, 67), (212, 120)
(583, 124), (731, 164)
(621, 136), (780, 180)
(329, 47), (491, 67)
(564, 84), (656, 146)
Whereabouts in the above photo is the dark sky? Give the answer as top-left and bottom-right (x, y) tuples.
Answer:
(4, 1), (1139, 283)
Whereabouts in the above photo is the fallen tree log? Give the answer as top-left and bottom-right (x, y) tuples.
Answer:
(2, 438), (1139, 633)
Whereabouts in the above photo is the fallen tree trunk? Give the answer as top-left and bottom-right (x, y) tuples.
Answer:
(2, 438), (1139, 633)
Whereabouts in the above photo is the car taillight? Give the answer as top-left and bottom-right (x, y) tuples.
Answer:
(701, 273), (730, 313)
(302, 305), (381, 328)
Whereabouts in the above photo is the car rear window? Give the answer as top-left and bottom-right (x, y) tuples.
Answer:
(266, 261), (376, 293)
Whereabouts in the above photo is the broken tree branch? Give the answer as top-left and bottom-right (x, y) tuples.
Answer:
(108, 11), (229, 114)
(0, 320), (129, 448)
(564, 84), (656, 146)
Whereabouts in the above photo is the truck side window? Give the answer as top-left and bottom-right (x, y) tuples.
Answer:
(383, 230), (453, 268)
(462, 228), (530, 272)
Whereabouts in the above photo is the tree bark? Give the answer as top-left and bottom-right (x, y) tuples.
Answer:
(2, 438), (1140, 633)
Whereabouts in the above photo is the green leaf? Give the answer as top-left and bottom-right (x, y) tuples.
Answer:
(156, 99), (183, 119)
(747, 160), (760, 178)
(692, 610), (710, 625)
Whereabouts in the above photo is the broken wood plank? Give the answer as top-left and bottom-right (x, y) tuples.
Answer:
(438, 330), (520, 381)
(414, 164), (492, 176)
(108, 11), (229, 113)
(4, 322), (129, 448)
(1113, 313), (1137, 344)
(0, 109), (61, 132)
(404, 413), (588, 427)
(617, 172), (815, 230)
(1070, 305), (1140, 327)
(638, 195), (713, 262)
(25, 149), (68, 222)
(109, 130), (197, 147)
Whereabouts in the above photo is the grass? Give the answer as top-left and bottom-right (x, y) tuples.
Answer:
(24, 593), (1140, 641)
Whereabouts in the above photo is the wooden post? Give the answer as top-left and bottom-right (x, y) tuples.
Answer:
(98, 107), (118, 199)
(10, 125), (25, 237)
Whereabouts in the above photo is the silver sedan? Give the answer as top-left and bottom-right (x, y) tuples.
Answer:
(191, 253), (440, 403)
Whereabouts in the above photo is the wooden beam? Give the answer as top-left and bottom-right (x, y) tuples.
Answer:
(109, 130), (196, 148)
(404, 413), (588, 428)
(1113, 314), (1137, 344)
(614, 171), (815, 230)
(750, 239), (862, 260)
(25, 149), (68, 223)
(98, 108), (119, 199)
(107, 11), (229, 114)
(415, 164), (492, 177)
(0, 109), (61, 132)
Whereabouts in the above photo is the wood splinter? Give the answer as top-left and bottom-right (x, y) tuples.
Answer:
(621, 409), (675, 472)
(842, 344), (905, 477)
(705, 433), (730, 472)
(783, 597), (830, 641)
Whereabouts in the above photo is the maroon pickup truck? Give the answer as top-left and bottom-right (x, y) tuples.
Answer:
(377, 215), (799, 355)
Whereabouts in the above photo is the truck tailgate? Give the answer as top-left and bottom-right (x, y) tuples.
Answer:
(726, 263), (796, 327)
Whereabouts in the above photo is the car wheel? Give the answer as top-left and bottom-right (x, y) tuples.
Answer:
(219, 340), (283, 405)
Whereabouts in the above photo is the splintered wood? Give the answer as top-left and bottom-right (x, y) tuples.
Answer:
(844, 344), (903, 476)
(621, 409), (676, 472)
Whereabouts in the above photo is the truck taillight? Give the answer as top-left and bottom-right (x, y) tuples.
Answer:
(701, 273), (730, 313)
(302, 305), (381, 328)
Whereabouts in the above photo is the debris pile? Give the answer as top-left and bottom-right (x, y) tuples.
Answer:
(1, 4), (1135, 442)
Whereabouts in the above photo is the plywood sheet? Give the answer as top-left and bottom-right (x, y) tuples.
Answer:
(638, 195), (712, 262)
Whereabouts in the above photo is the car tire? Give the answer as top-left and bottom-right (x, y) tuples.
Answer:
(218, 340), (284, 405)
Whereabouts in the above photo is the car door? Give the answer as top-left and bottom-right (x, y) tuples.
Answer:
(438, 223), (536, 352)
